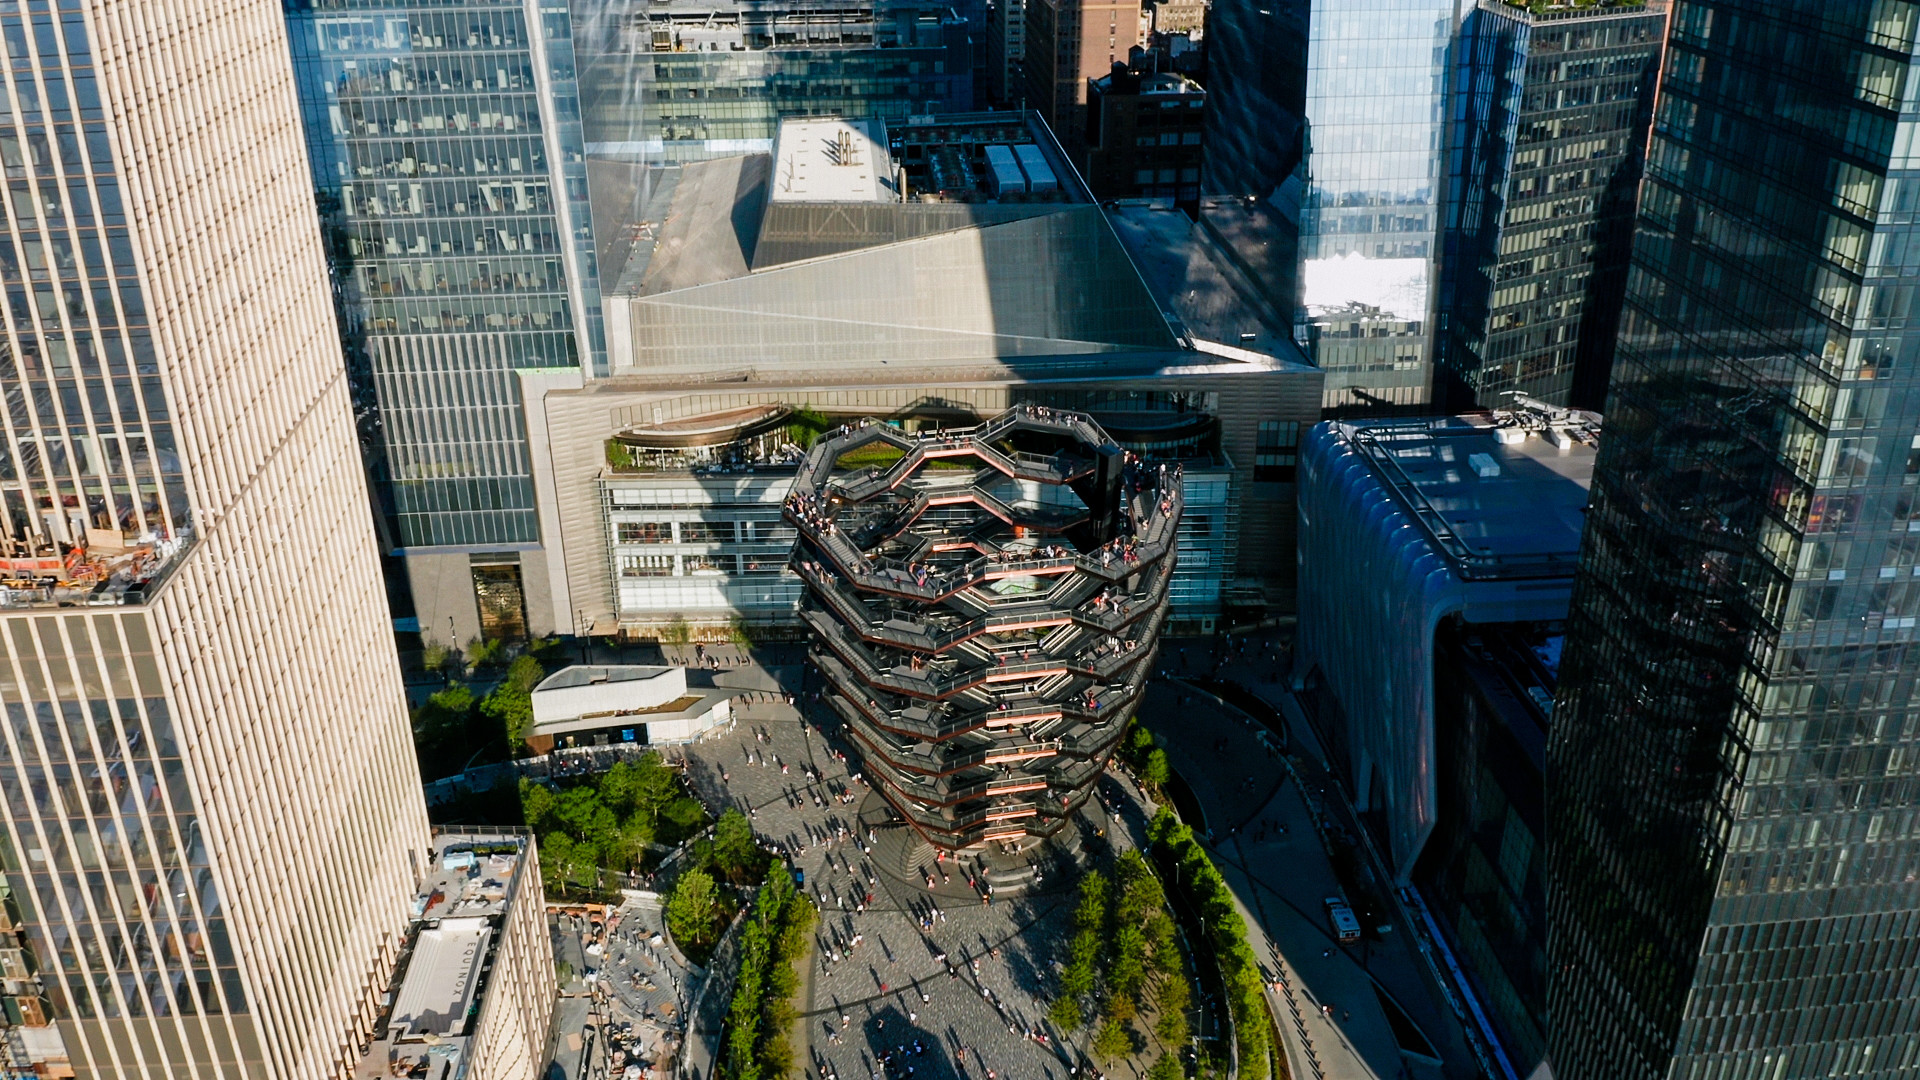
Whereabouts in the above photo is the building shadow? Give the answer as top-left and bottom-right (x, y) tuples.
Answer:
(859, 1004), (961, 1080)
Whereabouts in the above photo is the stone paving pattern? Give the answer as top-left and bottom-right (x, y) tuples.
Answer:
(543, 635), (1480, 1080)
(649, 643), (1210, 1080)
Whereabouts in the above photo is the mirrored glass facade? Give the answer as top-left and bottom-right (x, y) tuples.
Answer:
(286, 0), (605, 550)
(1299, 0), (1456, 412)
(575, 0), (972, 168)
(1548, 2), (1920, 1077)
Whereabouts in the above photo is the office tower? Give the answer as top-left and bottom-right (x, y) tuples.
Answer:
(986, 0), (1027, 104)
(1200, 0), (1306, 200)
(789, 407), (1177, 849)
(1547, 2), (1920, 1077)
(1243, 0), (1662, 415)
(1023, 0), (1142, 150)
(284, 0), (606, 645)
(1083, 63), (1205, 207)
(1296, 0), (1458, 412)
(1435, 0), (1665, 411)
(0, 0), (438, 1075)
(593, 0), (974, 166)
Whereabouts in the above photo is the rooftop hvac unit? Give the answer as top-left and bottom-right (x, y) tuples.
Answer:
(983, 144), (1026, 196)
(1011, 143), (1057, 193)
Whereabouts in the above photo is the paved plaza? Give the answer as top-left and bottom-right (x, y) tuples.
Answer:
(650, 643), (1196, 1080)
(545, 635), (1479, 1080)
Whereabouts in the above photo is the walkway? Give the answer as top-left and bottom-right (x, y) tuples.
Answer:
(1138, 650), (1472, 1080)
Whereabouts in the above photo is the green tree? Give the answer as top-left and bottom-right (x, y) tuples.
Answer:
(713, 808), (761, 882)
(599, 761), (642, 814)
(1093, 1015), (1132, 1061)
(481, 653), (543, 752)
(663, 795), (708, 837)
(1154, 978), (1191, 1045)
(1110, 924), (1148, 1006)
(633, 754), (680, 816)
(411, 684), (477, 778)
(1141, 748), (1170, 791)
(519, 779), (556, 832)
(466, 636), (505, 671)
(1075, 871), (1110, 931)
(667, 868), (721, 949)
(1127, 721), (1155, 762)
(1048, 994), (1083, 1032)
(1148, 911), (1180, 976)
(1147, 1053), (1183, 1080)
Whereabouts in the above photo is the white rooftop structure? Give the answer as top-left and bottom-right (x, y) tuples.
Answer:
(531, 664), (733, 743)
(769, 117), (896, 203)
(390, 917), (493, 1040)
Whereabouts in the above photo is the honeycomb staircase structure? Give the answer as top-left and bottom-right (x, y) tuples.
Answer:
(787, 404), (1181, 850)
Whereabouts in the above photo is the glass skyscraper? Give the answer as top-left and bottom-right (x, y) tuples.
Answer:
(1232, 1), (1662, 416)
(604, 0), (974, 165)
(1437, 0), (1665, 412)
(1548, 2), (1920, 1077)
(1297, 0), (1457, 413)
(285, 0), (976, 642)
(284, 0), (605, 555)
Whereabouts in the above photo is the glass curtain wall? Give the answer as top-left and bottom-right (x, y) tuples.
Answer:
(1440, 2), (1665, 412)
(1547, 3), (1920, 1078)
(576, 0), (972, 170)
(0, 7), (188, 551)
(285, 0), (604, 550)
(1300, 0), (1460, 413)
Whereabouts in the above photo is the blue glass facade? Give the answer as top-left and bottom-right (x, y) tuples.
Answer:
(1296, 416), (1588, 876)
(1547, 2), (1920, 1077)
(285, 0), (604, 550)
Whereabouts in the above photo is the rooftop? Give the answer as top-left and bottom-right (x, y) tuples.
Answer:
(615, 112), (1090, 299)
(581, 346), (1316, 396)
(1337, 401), (1599, 582)
(530, 664), (735, 738)
(1488, 0), (1663, 19)
(1092, 68), (1205, 96)
(770, 118), (896, 203)
(1105, 200), (1298, 358)
(356, 833), (530, 1080)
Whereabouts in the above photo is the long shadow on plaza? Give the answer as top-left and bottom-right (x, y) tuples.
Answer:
(848, 1004), (959, 1080)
